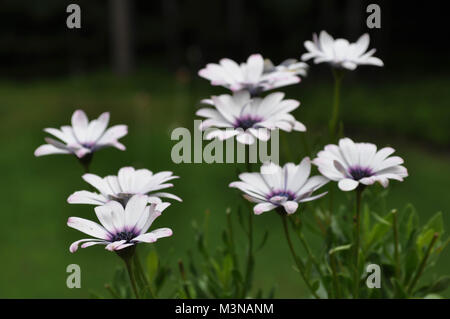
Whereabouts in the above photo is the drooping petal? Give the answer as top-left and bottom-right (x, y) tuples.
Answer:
(67, 190), (107, 205)
(338, 178), (359, 191)
(253, 202), (276, 215)
(67, 217), (109, 240)
(34, 144), (70, 156)
(282, 201), (299, 214)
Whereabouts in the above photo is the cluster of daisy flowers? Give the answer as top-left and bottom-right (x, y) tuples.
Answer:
(197, 31), (404, 216)
(35, 110), (181, 253)
(34, 30), (409, 299)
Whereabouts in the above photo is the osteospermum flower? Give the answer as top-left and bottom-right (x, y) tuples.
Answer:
(301, 31), (383, 70)
(229, 158), (328, 215)
(34, 109), (127, 158)
(196, 91), (306, 145)
(198, 54), (306, 95)
(68, 166), (182, 206)
(264, 58), (308, 77)
(313, 138), (408, 191)
(68, 194), (172, 252)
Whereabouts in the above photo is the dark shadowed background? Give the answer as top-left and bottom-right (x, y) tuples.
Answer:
(0, 0), (448, 298)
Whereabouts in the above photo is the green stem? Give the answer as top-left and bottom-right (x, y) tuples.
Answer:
(178, 260), (192, 299)
(226, 209), (239, 270)
(124, 255), (140, 299)
(329, 253), (341, 299)
(281, 215), (320, 299)
(353, 188), (363, 298)
(328, 185), (334, 217)
(133, 251), (155, 298)
(294, 222), (325, 283)
(329, 68), (344, 141)
(104, 284), (121, 299)
(392, 210), (401, 281)
(242, 202), (254, 297)
(245, 145), (252, 172)
(77, 153), (93, 173)
(281, 132), (293, 162)
(407, 233), (439, 295)
(300, 134), (311, 158)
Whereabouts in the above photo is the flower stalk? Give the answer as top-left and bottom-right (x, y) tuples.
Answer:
(407, 233), (439, 295)
(117, 246), (140, 299)
(329, 68), (344, 141)
(78, 153), (93, 173)
(353, 187), (363, 298)
(392, 209), (401, 280)
(280, 214), (320, 299)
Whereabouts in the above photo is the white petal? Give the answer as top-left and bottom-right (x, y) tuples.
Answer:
(34, 144), (70, 156)
(134, 228), (173, 243)
(69, 239), (107, 253)
(67, 190), (107, 205)
(106, 240), (127, 251)
(82, 174), (112, 195)
(245, 54), (264, 83)
(282, 201), (299, 214)
(67, 217), (109, 240)
(236, 132), (256, 145)
(124, 194), (149, 230)
(253, 202), (276, 215)
(71, 109), (89, 143)
(338, 178), (359, 191)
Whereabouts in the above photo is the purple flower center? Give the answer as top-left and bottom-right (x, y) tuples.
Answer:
(234, 115), (263, 130)
(81, 142), (95, 149)
(349, 166), (373, 180)
(111, 230), (138, 243)
(267, 190), (296, 202)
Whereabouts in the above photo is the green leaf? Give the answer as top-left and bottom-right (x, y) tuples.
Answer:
(416, 276), (450, 296)
(311, 280), (320, 292)
(256, 230), (269, 252)
(329, 243), (352, 255)
(423, 212), (444, 235)
(404, 205), (419, 239)
(365, 211), (393, 250)
(146, 249), (159, 282)
(416, 228), (435, 255)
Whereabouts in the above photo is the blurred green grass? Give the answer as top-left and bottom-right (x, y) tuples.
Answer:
(0, 67), (448, 298)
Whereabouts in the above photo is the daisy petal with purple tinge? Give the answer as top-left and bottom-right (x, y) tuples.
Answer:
(68, 166), (181, 207)
(34, 109), (127, 158)
(68, 194), (173, 253)
(301, 31), (383, 70)
(199, 54), (307, 94)
(313, 137), (408, 191)
(196, 91), (306, 145)
(229, 158), (328, 215)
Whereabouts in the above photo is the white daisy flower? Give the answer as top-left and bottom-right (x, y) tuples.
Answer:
(34, 109), (128, 158)
(264, 58), (308, 77)
(313, 138), (408, 191)
(301, 31), (383, 70)
(198, 54), (305, 95)
(196, 90), (306, 145)
(229, 158), (328, 215)
(68, 194), (172, 252)
(68, 166), (182, 206)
